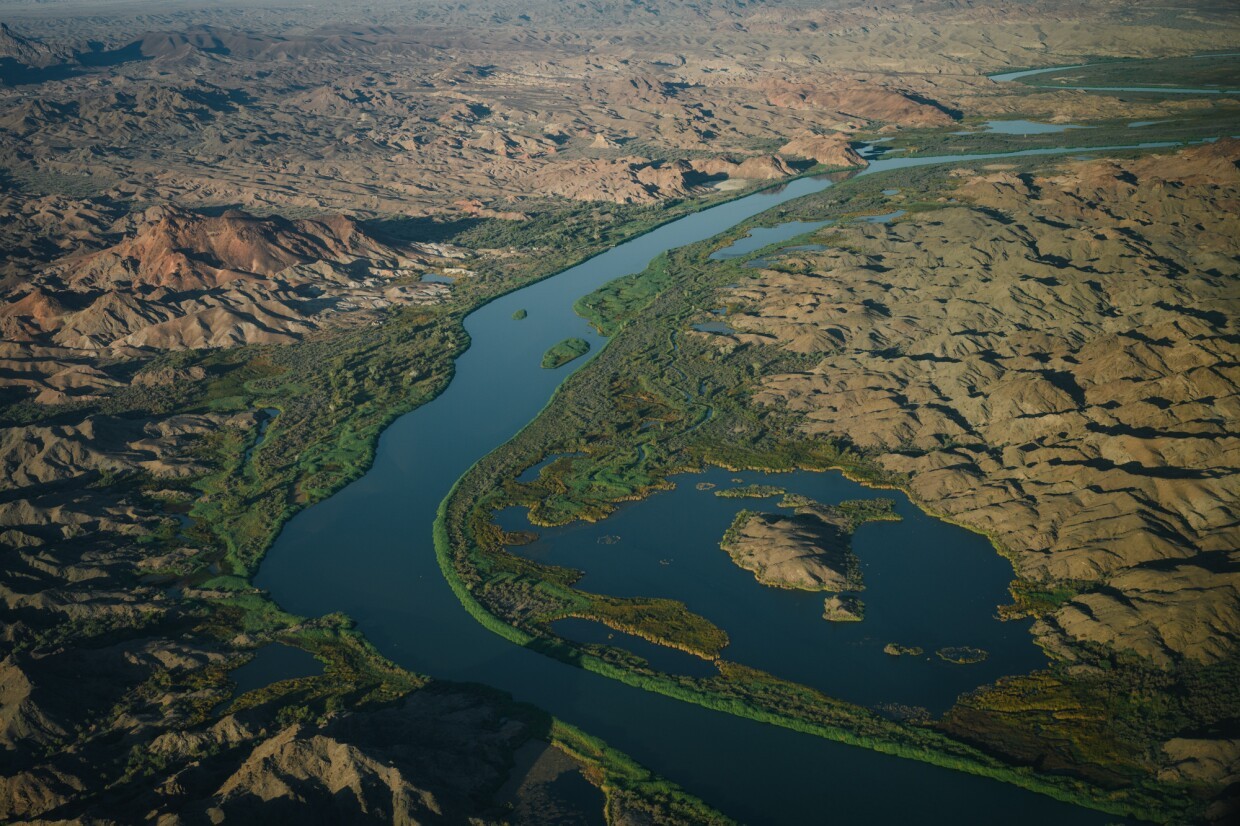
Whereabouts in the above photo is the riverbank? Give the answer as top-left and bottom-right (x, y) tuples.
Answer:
(433, 139), (1237, 823)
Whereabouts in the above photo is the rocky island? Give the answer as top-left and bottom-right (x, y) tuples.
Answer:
(718, 495), (896, 594)
(822, 595), (865, 622)
(720, 509), (863, 592)
(3, 0), (1239, 823)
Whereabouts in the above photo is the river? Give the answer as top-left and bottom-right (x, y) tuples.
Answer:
(990, 53), (1239, 94)
(254, 143), (1180, 823)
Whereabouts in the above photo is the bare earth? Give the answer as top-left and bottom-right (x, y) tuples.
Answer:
(720, 510), (861, 592)
(2, 0), (1239, 821)
(729, 140), (1239, 669)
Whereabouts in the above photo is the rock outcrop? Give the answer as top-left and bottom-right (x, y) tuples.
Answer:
(778, 132), (867, 169)
(530, 157), (701, 203)
(720, 510), (860, 592)
(761, 78), (955, 127)
(691, 155), (797, 180)
(0, 206), (457, 401)
(732, 141), (1240, 666)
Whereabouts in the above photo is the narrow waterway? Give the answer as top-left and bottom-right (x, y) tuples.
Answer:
(989, 53), (1239, 94)
(255, 142), (1179, 823)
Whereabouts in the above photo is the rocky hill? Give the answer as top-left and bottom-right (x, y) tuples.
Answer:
(728, 140), (1240, 669)
(0, 206), (460, 403)
(1, 1), (1238, 822)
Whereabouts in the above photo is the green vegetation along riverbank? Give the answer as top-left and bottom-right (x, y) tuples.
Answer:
(1017, 53), (1240, 92)
(435, 141), (1238, 823)
(861, 94), (1240, 160)
(0, 185), (801, 823)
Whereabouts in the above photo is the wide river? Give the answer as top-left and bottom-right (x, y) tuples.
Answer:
(256, 143), (1179, 823)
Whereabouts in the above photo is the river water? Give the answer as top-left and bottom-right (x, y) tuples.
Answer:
(496, 464), (1046, 718)
(254, 143), (1177, 823)
(989, 53), (1239, 94)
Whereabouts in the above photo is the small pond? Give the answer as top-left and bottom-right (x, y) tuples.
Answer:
(229, 643), (322, 697)
(691, 320), (737, 334)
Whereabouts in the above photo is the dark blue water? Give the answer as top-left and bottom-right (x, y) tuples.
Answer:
(255, 143), (1173, 823)
(498, 467), (1043, 716)
(516, 453), (586, 483)
(242, 407), (279, 464)
(229, 643), (322, 696)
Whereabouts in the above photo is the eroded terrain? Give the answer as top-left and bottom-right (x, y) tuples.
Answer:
(3, 0), (1240, 823)
(439, 139), (1240, 821)
(736, 141), (1240, 667)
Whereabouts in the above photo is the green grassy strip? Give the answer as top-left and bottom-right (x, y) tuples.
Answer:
(547, 718), (735, 825)
(434, 485), (1186, 824)
(428, 148), (1221, 823)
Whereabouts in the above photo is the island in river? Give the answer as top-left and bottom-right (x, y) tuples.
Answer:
(439, 138), (1240, 824)
(3, 2), (1239, 824)
(542, 337), (592, 369)
(716, 494), (897, 595)
(721, 509), (864, 592)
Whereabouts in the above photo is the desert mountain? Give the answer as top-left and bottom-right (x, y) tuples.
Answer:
(0, 23), (63, 68)
(2, 2), (1239, 822)
(54, 207), (395, 292)
(0, 206), (458, 401)
(730, 141), (1240, 667)
(762, 78), (956, 127)
(777, 132), (867, 168)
